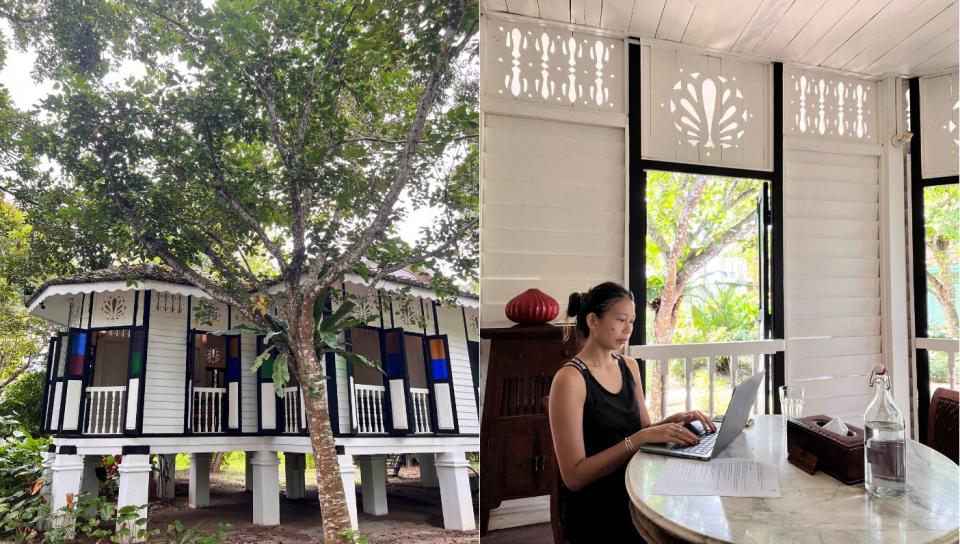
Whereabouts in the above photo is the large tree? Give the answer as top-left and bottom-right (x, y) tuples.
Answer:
(2, 1), (478, 541)
(924, 183), (959, 339)
(644, 171), (759, 419)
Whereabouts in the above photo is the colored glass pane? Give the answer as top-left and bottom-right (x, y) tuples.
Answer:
(430, 338), (448, 380)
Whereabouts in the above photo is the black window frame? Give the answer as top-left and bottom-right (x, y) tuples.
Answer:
(908, 77), (960, 441)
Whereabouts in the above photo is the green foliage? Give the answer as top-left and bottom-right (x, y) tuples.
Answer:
(0, 416), (49, 543)
(0, 372), (44, 436)
(924, 184), (959, 338)
(226, 287), (381, 397)
(165, 520), (234, 544)
(339, 528), (370, 544)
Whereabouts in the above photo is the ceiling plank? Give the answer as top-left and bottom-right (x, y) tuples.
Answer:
(779, 0), (859, 63)
(845, 0), (956, 74)
(483, 0), (510, 12)
(628, 0), (667, 37)
(754, 0), (828, 59)
(865, 5), (958, 76)
(678, 0), (728, 46)
(539, 0), (571, 22)
(798, 0), (897, 67)
(826, 0), (945, 70)
(505, 0), (540, 17)
(656, 0), (697, 42)
(571, 0), (603, 26)
(600, 0), (636, 33)
(733, 0), (797, 54)
(912, 40), (960, 74)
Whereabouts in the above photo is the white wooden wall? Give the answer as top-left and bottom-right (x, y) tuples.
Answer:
(142, 291), (188, 433)
(481, 15), (627, 327)
(782, 67), (886, 425)
(919, 71), (960, 178)
(240, 331), (258, 433)
(436, 305), (480, 434)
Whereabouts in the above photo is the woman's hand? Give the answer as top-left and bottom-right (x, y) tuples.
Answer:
(662, 410), (716, 433)
(636, 423), (700, 446)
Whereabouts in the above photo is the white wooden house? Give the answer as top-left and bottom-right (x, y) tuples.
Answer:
(28, 264), (479, 532)
(478, 0), (959, 530)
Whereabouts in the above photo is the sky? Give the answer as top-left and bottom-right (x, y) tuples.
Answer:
(0, 19), (443, 259)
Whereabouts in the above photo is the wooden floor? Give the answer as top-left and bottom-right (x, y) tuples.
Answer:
(482, 523), (553, 544)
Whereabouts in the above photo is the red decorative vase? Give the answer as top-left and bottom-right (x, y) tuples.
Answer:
(505, 288), (560, 325)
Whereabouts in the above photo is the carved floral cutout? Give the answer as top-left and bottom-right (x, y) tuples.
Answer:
(100, 295), (128, 321)
(668, 72), (748, 155)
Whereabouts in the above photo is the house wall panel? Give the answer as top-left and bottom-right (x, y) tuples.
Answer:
(437, 306), (479, 435)
(142, 300), (189, 434)
(785, 146), (882, 413)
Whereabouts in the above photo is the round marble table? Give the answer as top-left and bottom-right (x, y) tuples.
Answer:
(626, 415), (960, 544)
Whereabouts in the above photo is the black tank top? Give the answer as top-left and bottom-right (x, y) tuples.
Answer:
(558, 355), (644, 544)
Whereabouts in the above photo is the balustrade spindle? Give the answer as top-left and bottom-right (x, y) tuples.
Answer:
(684, 358), (693, 412)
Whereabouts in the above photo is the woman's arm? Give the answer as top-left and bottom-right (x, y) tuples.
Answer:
(549, 364), (699, 492)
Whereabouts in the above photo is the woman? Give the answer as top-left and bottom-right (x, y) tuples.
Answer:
(549, 282), (716, 543)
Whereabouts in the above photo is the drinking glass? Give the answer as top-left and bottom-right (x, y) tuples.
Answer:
(779, 385), (804, 419)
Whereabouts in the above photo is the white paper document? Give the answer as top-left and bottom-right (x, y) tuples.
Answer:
(651, 458), (781, 498)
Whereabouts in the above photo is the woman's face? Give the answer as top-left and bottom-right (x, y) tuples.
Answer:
(587, 297), (636, 350)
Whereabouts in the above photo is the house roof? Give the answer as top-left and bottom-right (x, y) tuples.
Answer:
(26, 262), (477, 308)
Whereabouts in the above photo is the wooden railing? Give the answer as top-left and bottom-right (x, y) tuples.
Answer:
(283, 386), (300, 433)
(354, 384), (386, 434)
(193, 387), (225, 433)
(410, 387), (432, 433)
(629, 340), (786, 418)
(916, 337), (959, 391)
(84, 386), (126, 435)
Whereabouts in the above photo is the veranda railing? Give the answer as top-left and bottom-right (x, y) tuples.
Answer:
(629, 340), (786, 418)
(916, 337), (960, 391)
(410, 387), (432, 433)
(84, 385), (126, 435)
(192, 386), (225, 433)
(354, 384), (386, 434)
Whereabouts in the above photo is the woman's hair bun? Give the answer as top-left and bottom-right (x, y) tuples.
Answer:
(567, 292), (583, 318)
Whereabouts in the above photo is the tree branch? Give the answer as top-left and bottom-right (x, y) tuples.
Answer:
(308, 0), (472, 298)
(678, 211), (757, 286)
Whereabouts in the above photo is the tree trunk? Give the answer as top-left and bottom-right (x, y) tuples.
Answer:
(290, 313), (353, 544)
(211, 452), (225, 473)
(649, 280), (684, 421)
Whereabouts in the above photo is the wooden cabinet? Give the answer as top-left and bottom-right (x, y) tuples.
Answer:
(480, 324), (577, 534)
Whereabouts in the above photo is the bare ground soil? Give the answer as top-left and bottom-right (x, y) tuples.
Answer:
(144, 466), (479, 543)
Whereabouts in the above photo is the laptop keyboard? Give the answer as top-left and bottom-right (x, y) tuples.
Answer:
(671, 426), (719, 456)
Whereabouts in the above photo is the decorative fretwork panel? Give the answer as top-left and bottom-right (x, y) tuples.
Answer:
(784, 67), (877, 143)
(68, 295), (84, 328)
(641, 44), (771, 170)
(389, 293), (427, 332)
(153, 292), (184, 315)
(89, 291), (135, 328)
(483, 19), (624, 112)
(920, 72), (960, 178)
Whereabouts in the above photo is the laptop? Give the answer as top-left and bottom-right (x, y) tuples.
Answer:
(640, 371), (765, 461)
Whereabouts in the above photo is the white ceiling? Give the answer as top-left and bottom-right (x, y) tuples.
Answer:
(482, 0), (960, 78)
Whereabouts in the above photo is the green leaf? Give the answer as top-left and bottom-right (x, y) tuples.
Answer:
(317, 330), (339, 349)
(250, 347), (274, 373)
(319, 301), (355, 331)
(211, 324), (263, 336)
(272, 352), (290, 395)
(313, 288), (332, 324)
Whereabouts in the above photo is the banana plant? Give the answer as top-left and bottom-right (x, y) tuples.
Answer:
(215, 287), (381, 397)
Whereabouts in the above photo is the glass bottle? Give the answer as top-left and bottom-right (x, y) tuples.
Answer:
(863, 364), (906, 497)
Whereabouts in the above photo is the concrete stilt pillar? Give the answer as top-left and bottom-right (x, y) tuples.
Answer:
(284, 453), (306, 500)
(417, 453), (439, 488)
(337, 454), (358, 530)
(357, 454), (388, 516)
(245, 451), (254, 492)
(155, 454), (176, 499)
(116, 454), (152, 542)
(50, 453), (84, 532)
(80, 456), (102, 516)
(436, 452), (476, 530)
(251, 451), (280, 526)
(188, 453), (210, 508)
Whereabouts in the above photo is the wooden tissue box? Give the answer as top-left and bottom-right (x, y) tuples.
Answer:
(787, 415), (864, 485)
